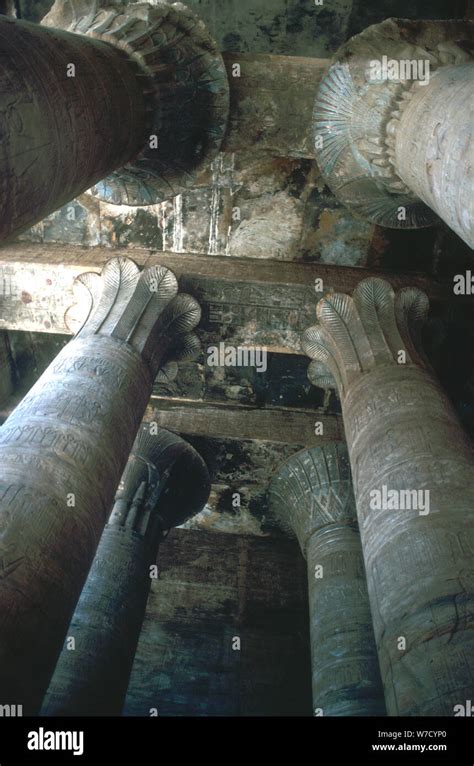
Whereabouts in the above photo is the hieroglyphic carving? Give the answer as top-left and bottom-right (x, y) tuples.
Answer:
(0, 4), (229, 240)
(0, 256), (201, 714)
(393, 62), (474, 247)
(268, 444), (385, 716)
(41, 425), (210, 716)
(0, 15), (148, 242)
(302, 277), (474, 715)
(42, 0), (229, 206)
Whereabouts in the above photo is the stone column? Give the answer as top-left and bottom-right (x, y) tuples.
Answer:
(302, 277), (474, 716)
(0, 1), (16, 16)
(268, 443), (385, 716)
(313, 19), (473, 247)
(41, 426), (210, 716)
(0, 256), (201, 714)
(0, 1), (228, 241)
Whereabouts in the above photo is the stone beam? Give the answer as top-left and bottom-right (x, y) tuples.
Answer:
(0, 243), (453, 353)
(221, 52), (327, 158)
(145, 400), (343, 446)
(0, 370), (342, 448)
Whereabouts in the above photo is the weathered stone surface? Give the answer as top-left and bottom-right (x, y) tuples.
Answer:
(0, 15), (149, 242)
(0, 256), (200, 713)
(394, 62), (474, 247)
(269, 444), (385, 716)
(221, 53), (327, 158)
(313, 19), (473, 244)
(42, 0), (229, 205)
(0, 0), (16, 15)
(0, 333), (13, 406)
(42, 426), (210, 716)
(302, 278), (474, 716)
(0, 244), (453, 352)
(124, 527), (312, 716)
(17, 154), (383, 264)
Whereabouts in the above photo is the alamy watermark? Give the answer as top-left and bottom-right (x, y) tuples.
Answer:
(369, 485), (430, 516)
(368, 56), (430, 86)
(454, 700), (474, 716)
(0, 704), (22, 716)
(453, 270), (474, 295)
(207, 342), (267, 373)
(27, 727), (84, 756)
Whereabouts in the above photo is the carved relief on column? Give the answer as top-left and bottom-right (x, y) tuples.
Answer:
(269, 443), (385, 716)
(302, 278), (474, 716)
(42, 0), (230, 205)
(42, 425), (210, 716)
(0, 14), (150, 242)
(393, 63), (474, 247)
(313, 18), (473, 243)
(0, 256), (201, 713)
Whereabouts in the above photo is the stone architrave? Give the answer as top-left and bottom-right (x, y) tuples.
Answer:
(302, 277), (474, 715)
(269, 443), (385, 716)
(0, 256), (201, 714)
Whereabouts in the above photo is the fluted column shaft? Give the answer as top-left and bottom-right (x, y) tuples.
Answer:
(303, 279), (474, 715)
(269, 445), (385, 716)
(0, 257), (200, 713)
(41, 427), (210, 716)
(0, 16), (149, 242)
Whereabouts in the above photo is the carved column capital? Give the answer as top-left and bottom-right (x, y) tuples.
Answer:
(65, 255), (201, 380)
(269, 444), (385, 716)
(42, 425), (210, 716)
(42, 0), (230, 205)
(268, 444), (355, 558)
(302, 277), (429, 400)
(301, 277), (474, 716)
(313, 18), (473, 242)
(112, 423), (211, 536)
